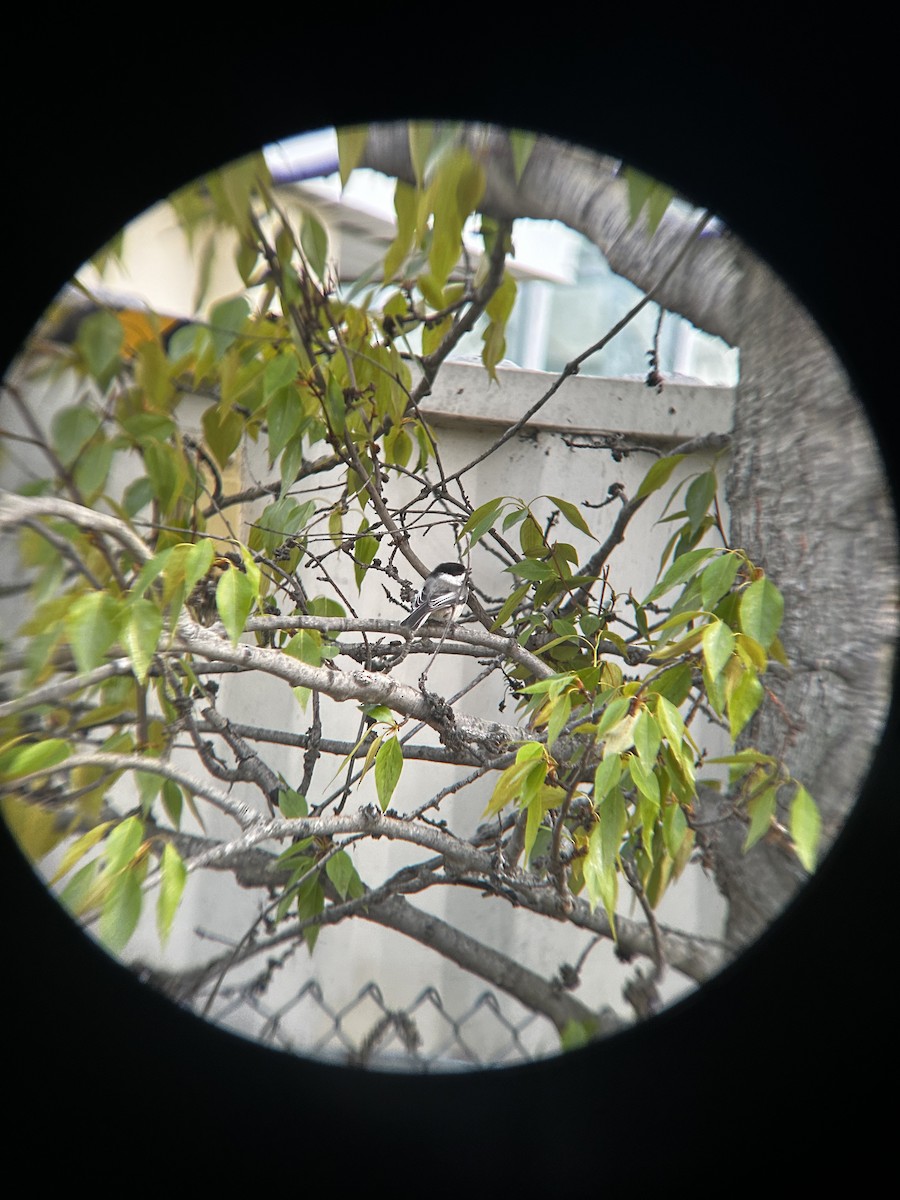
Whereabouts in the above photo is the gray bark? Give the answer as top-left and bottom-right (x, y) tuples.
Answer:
(705, 258), (898, 947)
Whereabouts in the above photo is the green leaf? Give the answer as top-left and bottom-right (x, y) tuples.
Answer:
(283, 628), (322, 669)
(161, 779), (183, 827)
(157, 843), (187, 944)
(375, 735), (403, 811)
(663, 802), (688, 859)
(508, 129), (537, 182)
(129, 545), (175, 602)
(176, 539), (216, 598)
(48, 820), (115, 884)
(266, 389), (303, 463)
(635, 454), (684, 501)
(559, 1018), (596, 1052)
(646, 662), (694, 706)
(296, 873), (325, 952)
(519, 514), (544, 557)
(646, 546), (717, 602)
(208, 295), (250, 357)
(483, 742), (546, 817)
(629, 755), (660, 806)
(216, 564), (256, 645)
(122, 476), (155, 517)
(66, 590), (120, 674)
(99, 868), (143, 955)
(739, 576), (784, 649)
(75, 310), (125, 385)
(743, 784), (778, 852)
(633, 708), (661, 766)
(684, 471), (717, 534)
(546, 495), (596, 540)
(702, 619), (735, 679)
(599, 786), (626, 871)
(593, 754), (622, 802)
(300, 213), (328, 278)
(263, 348), (299, 397)
(594, 697), (631, 740)
(74, 437), (113, 497)
(353, 520), (379, 590)
(202, 401), (245, 469)
(325, 849), (364, 900)
(51, 405), (103, 467)
(459, 498), (506, 547)
(408, 121), (433, 188)
(507, 558), (556, 582)
(584, 821), (618, 931)
(491, 581), (530, 630)
(323, 374), (347, 437)
(280, 434), (307, 498)
(654, 694), (685, 750)
(251, 495), (314, 554)
(622, 166), (676, 234)
(0, 736), (71, 782)
(727, 665), (764, 740)
(700, 551), (741, 610)
(278, 788), (308, 818)
(790, 784), (821, 872)
(337, 125), (368, 188)
(121, 598), (163, 683)
(545, 691), (572, 749)
(382, 183), (419, 281)
(103, 815), (145, 873)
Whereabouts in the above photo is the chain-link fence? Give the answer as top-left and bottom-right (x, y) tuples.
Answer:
(197, 974), (558, 1071)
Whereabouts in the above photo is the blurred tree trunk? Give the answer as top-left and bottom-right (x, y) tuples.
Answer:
(701, 257), (897, 948)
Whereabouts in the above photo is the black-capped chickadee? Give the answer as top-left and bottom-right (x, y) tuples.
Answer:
(400, 562), (469, 629)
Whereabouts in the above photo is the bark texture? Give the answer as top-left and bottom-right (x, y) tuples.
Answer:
(703, 257), (898, 948)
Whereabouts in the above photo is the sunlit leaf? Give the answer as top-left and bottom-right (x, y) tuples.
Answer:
(49, 821), (115, 884)
(646, 546), (717, 602)
(301, 213), (329, 279)
(75, 310), (124, 385)
(337, 125), (368, 188)
(744, 784), (778, 852)
(635, 454), (684, 501)
(121, 598), (163, 682)
(790, 784), (821, 872)
(103, 815), (145, 873)
(157, 842), (187, 944)
(684, 471), (717, 534)
(593, 754), (622, 802)
(51, 405), (103, 468)
(546, 495), (597, 540)
(740, 576), (784, 649)
(66, 590), (120, 674)
(509, 129), (537, 182)
(375, 735), (403, 811)
(0, 793), (67, 861)
(216, 564), (256, 645)
(700, 551), (741, 610)
(702, 618), (735, 679)
(99, 868), (143, 955)
(459, 498), (506, 547)
(278, 788), (308, 818)
(727, 665), (764, 740)
(0, 737), (71, 782)
(325, 849), (364, 900)
(633, 708), (661, 765)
